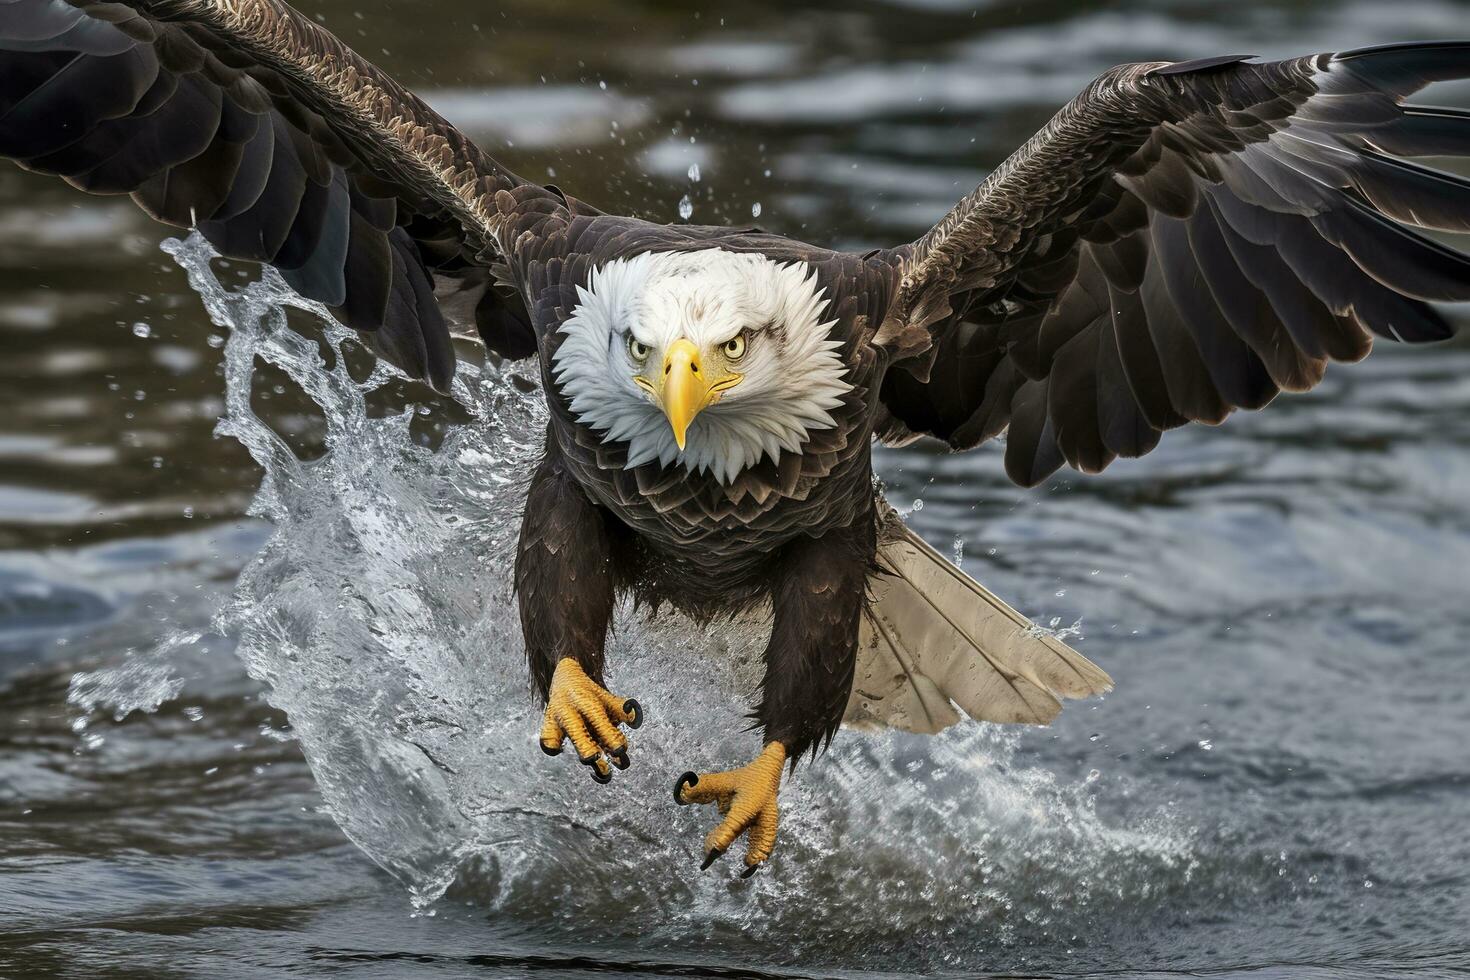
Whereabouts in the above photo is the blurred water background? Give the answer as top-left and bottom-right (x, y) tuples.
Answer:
(2, 1), (1470, 977)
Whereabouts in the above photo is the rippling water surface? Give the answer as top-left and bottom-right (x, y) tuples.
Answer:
(3, 1), (1470, 978)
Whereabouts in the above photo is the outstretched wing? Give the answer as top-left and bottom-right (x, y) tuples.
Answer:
(874, 44), (1470, 486)
(0, 0), (566, 388)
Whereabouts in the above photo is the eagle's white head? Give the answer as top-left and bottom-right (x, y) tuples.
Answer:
(551, 249), (852, 484)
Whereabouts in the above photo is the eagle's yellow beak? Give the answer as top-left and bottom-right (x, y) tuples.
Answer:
(658, 338), (741, 450)
(661, 339), (708, 450)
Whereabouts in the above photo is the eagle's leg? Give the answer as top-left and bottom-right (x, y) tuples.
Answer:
(516, 446), (642, 783)
(674, 742), (786, 875)
(537, 657), (643, 781)
(675, 514), (873, 874)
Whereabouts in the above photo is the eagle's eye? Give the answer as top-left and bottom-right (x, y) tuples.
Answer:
(723, 331), (748, 361)
(627, 336), (652, 362)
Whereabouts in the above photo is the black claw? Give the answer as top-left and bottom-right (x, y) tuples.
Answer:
(540, 741), (563, 757)
(674, 771), (698, 805)
(740, 863), (761, 880)
(580, 754), (612, 784)
(610, 746), (630, 770)
(623, 698), (644, 729)
(700, 847), (726, 871)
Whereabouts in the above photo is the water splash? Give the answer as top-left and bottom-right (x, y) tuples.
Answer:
(68, 233), (1195, 970)
(68, 634), (193, 722)
(1026, 615), (1086, 644)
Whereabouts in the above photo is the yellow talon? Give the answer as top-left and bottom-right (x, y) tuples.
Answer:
(675, 741), (786, 876)
(538, 658), (642, 783)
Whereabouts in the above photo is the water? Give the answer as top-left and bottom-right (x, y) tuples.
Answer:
(2, 1), (1470, 977)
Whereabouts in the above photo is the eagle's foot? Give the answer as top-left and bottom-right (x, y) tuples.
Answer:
(538, 657), (643, 783)
(674, 741), (786, 877)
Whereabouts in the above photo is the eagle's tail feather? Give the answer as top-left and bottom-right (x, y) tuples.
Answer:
(844, 507), (1112, 734)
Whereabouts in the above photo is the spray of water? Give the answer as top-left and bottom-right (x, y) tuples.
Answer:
(68, 233), (1195, 969)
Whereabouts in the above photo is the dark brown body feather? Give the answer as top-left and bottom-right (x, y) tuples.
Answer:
(5, 0), (1469, 757)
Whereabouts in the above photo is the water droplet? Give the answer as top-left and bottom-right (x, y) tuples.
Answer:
(183, 706), (204, 722)
(1197, 739), (1213, 751)
(911, 499), (923, 511)
(207, 334), (225, 348)
(131, 322), (151, 338)
(677, 194), (693, 221)
(1088, 732), (1101, 742)
(1363, 878), (1374, 889)
(751, 201), (762, 218)
(1085, 769), (1101, 783)
(598, 80), (607, 91)
(687, 163), (701, 182)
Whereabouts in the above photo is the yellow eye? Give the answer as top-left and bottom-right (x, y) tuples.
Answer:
(723, 332), (747, 360)
(627, 336), (651, 362)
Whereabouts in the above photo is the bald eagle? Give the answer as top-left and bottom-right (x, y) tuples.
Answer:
(4, 0), (1469, 876)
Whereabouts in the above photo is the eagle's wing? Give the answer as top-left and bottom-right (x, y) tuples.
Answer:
(0, 0), (571, 388)
(873, 44), (1470, 486)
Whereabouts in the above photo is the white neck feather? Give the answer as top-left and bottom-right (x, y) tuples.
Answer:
(550, 250), (852, 485)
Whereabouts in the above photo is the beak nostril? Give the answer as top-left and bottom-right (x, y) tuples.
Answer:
(691, 364), (699, 374)
(664, 364), (671, 375)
